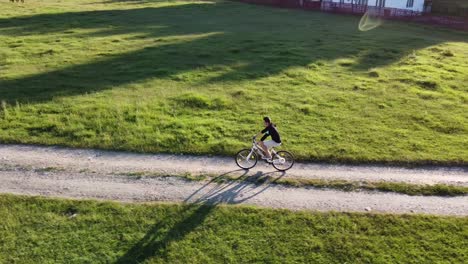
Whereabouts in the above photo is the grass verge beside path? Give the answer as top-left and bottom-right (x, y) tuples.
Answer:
(116, 170), (468, 197)
(228, 174), (468, 197)
(2, 164), (466, 197)
(0, 0), (467, 165)
(0, 194), (467, 263)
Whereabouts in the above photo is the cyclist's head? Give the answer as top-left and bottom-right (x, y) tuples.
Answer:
(263, 116), (271, 126)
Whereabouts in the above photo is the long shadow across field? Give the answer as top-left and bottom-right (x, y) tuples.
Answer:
(115, 169), (285, 263)
(1, 1), (465, 103)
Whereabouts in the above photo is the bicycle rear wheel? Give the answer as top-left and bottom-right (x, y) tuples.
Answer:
(235, 149), (258, 170)
(272, 151), (294, 171)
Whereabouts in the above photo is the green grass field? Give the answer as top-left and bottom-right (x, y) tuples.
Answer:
(0, 195), (466, 263)
(0, 0), (467, 164)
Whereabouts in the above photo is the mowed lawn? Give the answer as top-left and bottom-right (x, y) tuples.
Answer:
(0, 0), (467, 164)
(0, 195), (467, 263)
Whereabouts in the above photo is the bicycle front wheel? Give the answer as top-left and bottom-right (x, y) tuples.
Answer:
(235, 149), (258, 170)
(272, 151), (295, 171)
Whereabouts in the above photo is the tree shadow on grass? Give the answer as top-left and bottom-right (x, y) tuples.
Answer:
(0, 1), (463, 104)
(116, 169), (285, 263)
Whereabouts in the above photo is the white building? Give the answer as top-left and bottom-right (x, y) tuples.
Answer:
(322, 0), (428, 14)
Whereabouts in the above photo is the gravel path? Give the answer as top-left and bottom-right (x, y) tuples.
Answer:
(1, 144), (467, 186)
(1, 144), (467, 215)
(1, 169), (467, 216)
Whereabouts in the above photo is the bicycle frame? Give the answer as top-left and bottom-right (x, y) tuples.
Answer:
(236, 137), (293, 171)
(235, 137), (292, 171)
(246, 138), (279, 162)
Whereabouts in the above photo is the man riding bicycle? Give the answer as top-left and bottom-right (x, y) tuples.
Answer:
(254, 116), (281, 162)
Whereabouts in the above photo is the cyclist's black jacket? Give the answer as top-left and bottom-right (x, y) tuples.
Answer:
(261, 124), (281, 143)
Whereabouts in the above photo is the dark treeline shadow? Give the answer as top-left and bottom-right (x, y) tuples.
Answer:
(1, 1), (462, 104)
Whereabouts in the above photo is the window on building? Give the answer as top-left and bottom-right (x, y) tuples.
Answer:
(406, 0), (414, 8)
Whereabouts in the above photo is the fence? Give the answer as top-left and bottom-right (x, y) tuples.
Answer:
(320, 2), (422, 16)
(235, 0), (468, 31)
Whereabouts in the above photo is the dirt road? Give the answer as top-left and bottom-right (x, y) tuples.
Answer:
(1, 144), (467, 216)
(1, 144), (466, 185)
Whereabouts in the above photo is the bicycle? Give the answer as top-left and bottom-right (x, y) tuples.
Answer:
(235, 136), (295, 171)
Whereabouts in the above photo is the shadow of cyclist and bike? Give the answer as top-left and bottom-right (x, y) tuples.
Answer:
(116, 168), (285, 263)
(186, 169), (286, 205)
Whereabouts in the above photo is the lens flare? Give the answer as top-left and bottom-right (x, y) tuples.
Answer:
(359, 9), (383, 31)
